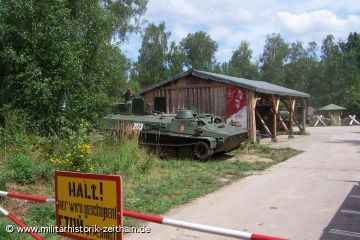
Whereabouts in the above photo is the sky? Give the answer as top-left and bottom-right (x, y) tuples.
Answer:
(121, 0), (360, 63)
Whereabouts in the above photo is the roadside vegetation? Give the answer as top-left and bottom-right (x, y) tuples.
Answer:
(0, 110), (302, 239)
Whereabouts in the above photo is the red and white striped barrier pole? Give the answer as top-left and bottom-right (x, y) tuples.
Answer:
(0, 191), (55, 204)
(0, 205), (44, 240)
(0, 191), (287, 240)
(123, 210), (286, 240)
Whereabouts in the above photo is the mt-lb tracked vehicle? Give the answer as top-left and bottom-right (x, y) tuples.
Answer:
(103, 100), (247, 159)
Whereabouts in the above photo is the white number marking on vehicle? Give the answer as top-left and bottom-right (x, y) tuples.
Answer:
(133, 123), (144, 130)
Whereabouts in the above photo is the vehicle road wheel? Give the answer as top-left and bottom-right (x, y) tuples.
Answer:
(194, 142), (211, 160)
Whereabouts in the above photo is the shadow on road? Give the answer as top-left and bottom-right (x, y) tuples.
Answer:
(320, 181), (360, 239)
(323, 140), (360, 146)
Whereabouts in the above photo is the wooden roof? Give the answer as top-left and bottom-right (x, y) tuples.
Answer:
(318, 103), (346, 111)
(140, 69), (310, 98)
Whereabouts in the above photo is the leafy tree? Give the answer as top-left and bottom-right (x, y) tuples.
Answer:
(219, 62), (231, 75)
(166, 41), (186, 76)
(101, 45), (130, 100)
(315, 35), (344, 107)
(180, 31), (218, 71)
(212, 63), (223, 74)
(135, 22), (170, 88)
(304, 41), (321, 103)
(284, 41), (308, 90)
(260, 33), (289, 85)
(0, 0), (146, 132)
(0, 0), (83, 131)
(341, 33), (360, 115)
(344, 32), (360, 69)
(345, 80), (360, 116)
(225, 41), (259, 79)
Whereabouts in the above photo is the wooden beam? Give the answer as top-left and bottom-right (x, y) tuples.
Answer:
(293, 116), (303, 132)
(278, 114), (289, 133)
(302, 98), (307, 134)
(247, 91), (257, 142)
(255, 110), (272, 138)
(271, 95), (280, 142)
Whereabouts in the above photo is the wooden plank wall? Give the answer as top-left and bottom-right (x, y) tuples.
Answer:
(143, 76), (227, 119)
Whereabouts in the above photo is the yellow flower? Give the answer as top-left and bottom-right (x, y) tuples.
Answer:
(77, 144), (91, 154)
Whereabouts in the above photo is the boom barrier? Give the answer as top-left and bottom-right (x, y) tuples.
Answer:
(0, 190), (287, 240)
(0, 205), (44, 240)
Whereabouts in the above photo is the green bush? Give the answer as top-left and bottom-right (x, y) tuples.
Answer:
(0, 106), (31, 149)
(93, 138), (157, 177)
(33, 160), (54, 182)
(7, 154), (34, 184)
(49, 143), (94, 172)
(48, 121), (96, 173)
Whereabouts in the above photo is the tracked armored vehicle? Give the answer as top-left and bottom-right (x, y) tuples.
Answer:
(103, 99), (247, 159)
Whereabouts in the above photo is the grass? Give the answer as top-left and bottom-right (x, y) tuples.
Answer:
(0, 133), (302, 239)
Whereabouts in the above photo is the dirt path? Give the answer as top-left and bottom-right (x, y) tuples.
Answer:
(125, 126), (360, 240)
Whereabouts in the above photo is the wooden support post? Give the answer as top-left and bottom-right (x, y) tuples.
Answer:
(288, 97), (295, 138)
(302, 98), (307, 134)
(255, 110), (272, 138)
(281, 97), (296, 139)
(271, 95), (279, 142)
(247, 91), (257, 142)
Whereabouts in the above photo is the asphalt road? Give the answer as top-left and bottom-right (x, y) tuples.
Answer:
(124, 126), (360, 240)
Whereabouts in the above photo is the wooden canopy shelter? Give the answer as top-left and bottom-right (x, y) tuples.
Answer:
(140, 69), (310, 142)
(318, 103), (346, 126)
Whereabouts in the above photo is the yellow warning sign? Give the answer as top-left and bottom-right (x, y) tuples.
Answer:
(55, 171), (122, 240)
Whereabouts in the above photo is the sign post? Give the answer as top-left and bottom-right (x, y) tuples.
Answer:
(55, 171), (122, 240)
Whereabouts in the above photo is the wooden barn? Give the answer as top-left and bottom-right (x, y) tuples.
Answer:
(140, 69), (310, 142)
